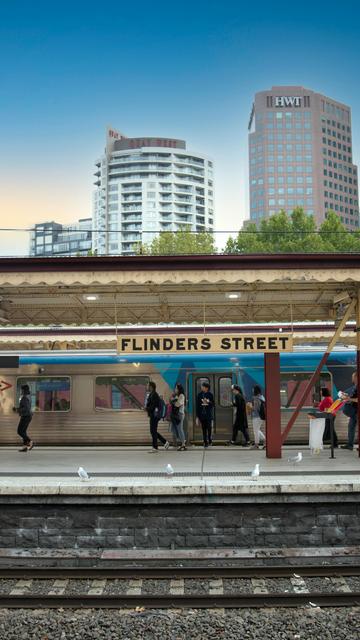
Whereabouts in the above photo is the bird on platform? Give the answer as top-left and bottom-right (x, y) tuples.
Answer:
(251, 463), (260, 481)
(288, 452), (302, 464)
(165, 463), (174, 476)
(78, 466), (89, 481)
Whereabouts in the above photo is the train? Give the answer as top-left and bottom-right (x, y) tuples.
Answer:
(0, 346), (357, 446)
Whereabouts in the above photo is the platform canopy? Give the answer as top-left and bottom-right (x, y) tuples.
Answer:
(0, 254), (360, 327)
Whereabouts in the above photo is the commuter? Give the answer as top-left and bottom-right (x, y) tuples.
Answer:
(229, 385), (250, 447)
(145, 381), (170, 453)
(16, 384), (34, 452)
(340, 371), (358, 451)
(249, 385), (266, 450)
(170, 383), (187, 451)
(196, 381), (214, 448)
(318, 387), (338, 448)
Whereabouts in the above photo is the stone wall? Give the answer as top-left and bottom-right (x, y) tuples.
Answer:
(0, 494), (359, 551)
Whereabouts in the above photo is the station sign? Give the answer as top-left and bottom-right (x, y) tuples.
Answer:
(117, 334), (293, 355)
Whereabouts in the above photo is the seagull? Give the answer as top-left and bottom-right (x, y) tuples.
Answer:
(288, 452), (302, 464)
(78, 466), (89, 481)
(251, 463), (260, 481)
(165, 463), (174, 476)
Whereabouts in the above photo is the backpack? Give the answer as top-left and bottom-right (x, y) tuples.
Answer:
(259, 399), (266, 421)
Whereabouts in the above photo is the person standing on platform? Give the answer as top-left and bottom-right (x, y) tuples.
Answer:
(170, 383), (187, 451)
(340, 372), (358, 451)
(145, 381), (170, 453)
(196, 381), (214, 448)
(318, 387), (338, 448)
(229, 385), (250, 447)
(15, 384), (34, 452)
(249, 385), (266, 450)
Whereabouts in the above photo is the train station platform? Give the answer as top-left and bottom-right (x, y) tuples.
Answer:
(0, 446), (360, 567)
(0, 445), (359, 496)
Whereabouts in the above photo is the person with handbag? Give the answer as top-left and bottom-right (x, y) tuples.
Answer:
(340, 372), (358, 451)
(170, 383), (187, 451)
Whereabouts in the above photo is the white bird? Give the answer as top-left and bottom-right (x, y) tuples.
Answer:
(251, 463), (260, 480)
(165, 463), (174, 476)
(288, 452), (302, 464)
(78, 466), (89, 481)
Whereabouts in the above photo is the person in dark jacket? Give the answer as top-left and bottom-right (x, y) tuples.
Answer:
(229, 385), (250, 446)
(145, 381), (170, 452)
(16, 384), (34, 452)
(196, 381), (214, 448)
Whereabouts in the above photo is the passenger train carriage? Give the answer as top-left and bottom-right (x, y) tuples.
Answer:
(0, 348), (356, 445)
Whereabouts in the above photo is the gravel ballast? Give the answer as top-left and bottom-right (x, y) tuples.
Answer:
(0, 607), (359, 639)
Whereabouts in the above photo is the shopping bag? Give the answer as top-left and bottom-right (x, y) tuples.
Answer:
(309, 418), (326, 453)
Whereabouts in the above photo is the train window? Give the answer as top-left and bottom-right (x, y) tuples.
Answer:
(219, 377), (232, 407)
(16, 377), (71, 412)
(95, 376), (149, 411)
(280, 372), (332, 408)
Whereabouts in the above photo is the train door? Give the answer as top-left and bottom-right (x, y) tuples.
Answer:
(190, 373), (234, 441)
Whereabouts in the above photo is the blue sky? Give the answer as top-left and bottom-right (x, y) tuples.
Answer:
(0, 0), (360, 254)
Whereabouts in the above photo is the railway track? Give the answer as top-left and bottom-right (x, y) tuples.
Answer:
(0, 565), (360, 609)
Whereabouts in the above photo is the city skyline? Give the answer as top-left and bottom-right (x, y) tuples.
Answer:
(1, 0), (360, 255)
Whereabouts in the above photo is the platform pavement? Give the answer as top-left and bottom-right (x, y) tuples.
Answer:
(0, 445), (359, 495)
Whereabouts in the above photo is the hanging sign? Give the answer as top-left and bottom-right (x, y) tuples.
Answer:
(117, 334), (293, 355)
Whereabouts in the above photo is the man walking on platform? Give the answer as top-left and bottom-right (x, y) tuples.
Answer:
(145, 381), (170, 453)
(196, 381), (214, 448)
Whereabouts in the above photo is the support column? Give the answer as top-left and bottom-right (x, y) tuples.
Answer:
(264, 352), (281, 459)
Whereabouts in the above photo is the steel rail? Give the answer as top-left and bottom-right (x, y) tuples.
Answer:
(1, 565), (360, 579)
(0, 592), (360, 609)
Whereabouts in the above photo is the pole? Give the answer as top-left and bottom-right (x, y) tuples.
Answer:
(281, 298), (356, 444)
(264, 352), (281, 458)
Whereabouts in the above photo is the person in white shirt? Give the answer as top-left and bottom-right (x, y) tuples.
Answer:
(248, 385), (266, 450)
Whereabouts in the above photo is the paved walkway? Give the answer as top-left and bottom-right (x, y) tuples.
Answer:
(0, 446), (359, 495)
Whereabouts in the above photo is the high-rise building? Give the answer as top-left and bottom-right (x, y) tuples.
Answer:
(248, 86), (359, 229)
(30, 218), (92, 257)
(93, 127), (214, 255)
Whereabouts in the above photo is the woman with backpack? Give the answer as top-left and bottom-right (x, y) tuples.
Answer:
(229, 385), (250, 446)
(249, 385), (266, 450)
(170, 383), (187, 451)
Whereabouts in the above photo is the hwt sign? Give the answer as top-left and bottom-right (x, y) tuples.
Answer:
(275, 96), (302, 107)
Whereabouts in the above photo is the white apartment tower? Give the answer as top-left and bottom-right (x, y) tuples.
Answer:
(93, 127), (215, 255)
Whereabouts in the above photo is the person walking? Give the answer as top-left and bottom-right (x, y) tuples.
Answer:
(229, 384), (250, 446)
(145, 381), (170, 453)
(196, 381), (214, 448)
(340, 372), (358, 451)
(170, 383), (187, 451)
(249, 385), (266, 450)
(16, 384), (34, 452)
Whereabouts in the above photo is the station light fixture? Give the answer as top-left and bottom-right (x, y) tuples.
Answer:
(226, 292), (241, 300)
(83, 294), (99, 301)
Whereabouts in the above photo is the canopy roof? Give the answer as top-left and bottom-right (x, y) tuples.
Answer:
(0, 254), (359, 326)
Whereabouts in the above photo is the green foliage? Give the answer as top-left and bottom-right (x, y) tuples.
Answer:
(138, 227), (216, 255)
(225, 208), (360, 254)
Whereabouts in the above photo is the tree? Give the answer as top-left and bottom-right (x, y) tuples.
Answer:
(224, 208), (360, 254)
(318, 210), (360, 252)
(139, 227), (216, 255)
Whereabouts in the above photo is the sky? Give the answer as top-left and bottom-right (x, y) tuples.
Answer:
(0, 0), (360, 255)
